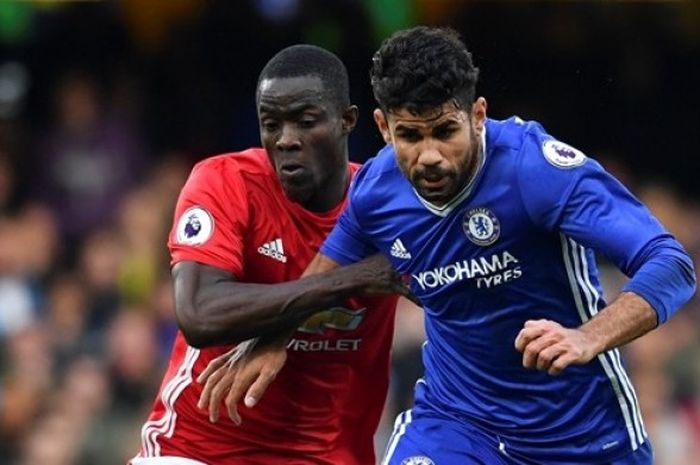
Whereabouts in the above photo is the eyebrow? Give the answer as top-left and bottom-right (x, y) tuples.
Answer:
(258, 102), (322, 115)
(394, 124), (420, 133)
(394, 118), (460, 132)
(433, 120), (460, 128)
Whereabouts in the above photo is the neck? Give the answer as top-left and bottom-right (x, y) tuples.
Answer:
(305, 161), (350, 213)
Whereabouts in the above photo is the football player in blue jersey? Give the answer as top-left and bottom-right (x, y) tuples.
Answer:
(198, 26), (695, 464)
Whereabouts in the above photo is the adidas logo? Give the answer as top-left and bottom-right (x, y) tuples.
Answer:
(390, 238), (411, 259)
(257, 238), (287, 263)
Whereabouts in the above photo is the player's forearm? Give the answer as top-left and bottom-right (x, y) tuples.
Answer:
(175, 255), (395, 347)
(253, 254), (353, 346)
(577, 291), (658, 355)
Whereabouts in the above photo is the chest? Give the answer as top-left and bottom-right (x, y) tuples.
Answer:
(241, 194), (333, 283)
(378, 179), (558, 298)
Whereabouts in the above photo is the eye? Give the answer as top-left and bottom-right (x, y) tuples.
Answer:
(261, 120), (279, 132)
(298, 118), (317, 129)
(434, 125), (458, 139)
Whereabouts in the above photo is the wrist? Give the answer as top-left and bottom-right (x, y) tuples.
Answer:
(321, 264), (371, 296)
(578, 324), (608, 356)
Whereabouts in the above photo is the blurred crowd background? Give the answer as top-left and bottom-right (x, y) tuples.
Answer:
(0, 1), (698, 464)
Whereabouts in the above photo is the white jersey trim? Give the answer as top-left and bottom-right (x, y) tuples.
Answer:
(131, 457), (207, 465)
(574, 239), (647, 445)
(139, 346), (200, 457)
(560, 234), (646, 450)
(381, 409), (413, 465)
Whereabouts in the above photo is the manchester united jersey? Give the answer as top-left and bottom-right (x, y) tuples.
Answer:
(135, 148), (397, 465)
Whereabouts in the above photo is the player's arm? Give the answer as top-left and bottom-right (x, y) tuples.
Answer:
(174, 252), (403, 348)
(516, 244), (694, 375)
(196, 251), (364, 423)
(515, 140), (696, 374)
(198, 182), (401, 421)
(199, 167), (399, 349)
(515, 292), (657, 375)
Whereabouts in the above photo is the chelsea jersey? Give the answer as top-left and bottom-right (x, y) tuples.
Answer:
(321, 117), (693, 463)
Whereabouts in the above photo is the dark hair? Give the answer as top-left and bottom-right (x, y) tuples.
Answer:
(370, 26), (479, 114)
(257, 44), (350, 111)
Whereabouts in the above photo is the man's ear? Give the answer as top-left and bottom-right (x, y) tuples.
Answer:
(471, 97), (487, 133)
(341, 105), (359, 134)
(373, 108), (392, 144)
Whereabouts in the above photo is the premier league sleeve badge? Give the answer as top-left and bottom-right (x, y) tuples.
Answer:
(176, 206), (214, 246)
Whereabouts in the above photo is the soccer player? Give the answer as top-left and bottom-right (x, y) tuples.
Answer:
(207, 27), (696, 464)
(131, 45), (409, 465)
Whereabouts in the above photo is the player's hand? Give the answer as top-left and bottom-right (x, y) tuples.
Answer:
(514, 319), (600, 376)
(197, 348), (240, 423)
(354, 254), (420, 306)
(197, 339), (287, 424)
(197, 338), (258, 423)
(197, 347), (235, 388)
(220, 341), (287, 424)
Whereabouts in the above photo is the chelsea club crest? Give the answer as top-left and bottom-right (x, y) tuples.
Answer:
(401, 457), (435, 465)
(463, 207), (500, 246)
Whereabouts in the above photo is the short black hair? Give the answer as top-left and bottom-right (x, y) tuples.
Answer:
(257, 44), (350, 111)
(370, 26), (479, 114)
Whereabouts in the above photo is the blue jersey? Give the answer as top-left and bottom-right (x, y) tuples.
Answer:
(322, 117), (695, 463)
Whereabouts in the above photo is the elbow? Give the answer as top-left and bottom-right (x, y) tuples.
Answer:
(175, 301), (212, 349)
(687, 255), (697, 289)
(677, 251), (697, 302)
(174, 299), (253, 348)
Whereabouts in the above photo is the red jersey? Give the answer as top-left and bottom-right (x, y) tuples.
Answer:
(136, 149), (397, 464)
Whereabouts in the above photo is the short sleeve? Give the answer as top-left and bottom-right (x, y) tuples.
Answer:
(168, 159), (249, 276)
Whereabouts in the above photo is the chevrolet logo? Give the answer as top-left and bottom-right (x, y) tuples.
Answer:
(297, 307), (366, 334)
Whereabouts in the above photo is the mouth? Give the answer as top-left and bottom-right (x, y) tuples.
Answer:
(277, 161), (311, 190)
(416, 168), (452, 190)
(418, 175), (449, 190)
(279, 162), (306, 176)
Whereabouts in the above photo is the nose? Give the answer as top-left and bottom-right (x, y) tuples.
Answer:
(416, 141), (443, 167)
(276, 123), (302, 152)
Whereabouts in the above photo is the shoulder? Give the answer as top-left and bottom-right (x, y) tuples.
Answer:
(191, 148), (271, 178)
(349, 144), (404, 197)
(346, 146), (413, 220)
(496, 118), (611, 227)
(186, 148), (273, 191)
(487, 117), (596, 184)
(486, 116), (555, 156)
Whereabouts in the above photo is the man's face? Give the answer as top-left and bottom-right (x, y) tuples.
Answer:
(257, 76), (349, 207)
(374, 98), (486, 206)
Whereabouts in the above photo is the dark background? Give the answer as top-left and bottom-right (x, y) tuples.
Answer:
(2, 0), (698, 194)
(0, 2), (698, 464)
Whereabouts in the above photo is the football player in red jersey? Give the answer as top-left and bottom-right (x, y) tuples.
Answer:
(131, 45), (410, 465)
